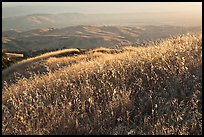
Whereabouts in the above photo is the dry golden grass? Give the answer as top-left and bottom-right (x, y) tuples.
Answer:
(2, 33), (202, 135)
(5, 53), (24, 58)
(90, 47), (124, 54)
(2, 51), (115, 87)
(2, 48), (80, 85)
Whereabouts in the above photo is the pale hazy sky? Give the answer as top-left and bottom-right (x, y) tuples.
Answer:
(2, 2), (202, 14)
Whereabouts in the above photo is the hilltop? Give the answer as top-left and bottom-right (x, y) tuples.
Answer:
(2, 33), (202, 135)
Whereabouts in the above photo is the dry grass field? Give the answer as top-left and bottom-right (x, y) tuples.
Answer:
(2, 33), (202, 135)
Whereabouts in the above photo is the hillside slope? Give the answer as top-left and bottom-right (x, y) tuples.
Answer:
(2, 33), (202, 135)
(2, 25), (201, 52)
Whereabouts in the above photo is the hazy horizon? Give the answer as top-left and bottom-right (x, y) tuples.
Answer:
(3, 2), (202, 15)
(2, 2), (202, 29)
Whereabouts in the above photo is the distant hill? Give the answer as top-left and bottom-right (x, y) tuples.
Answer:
(2, 25), (201, 52)
(2, 13), (87, 31)
(2, 12), (202, 32)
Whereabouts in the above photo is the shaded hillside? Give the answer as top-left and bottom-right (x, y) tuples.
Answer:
(1, 48), (70, 70)
(2, 25), (201, 52)
(2, 33), (202, 135)
(2, 51), (24, 70)
(2, 47), (123, 86)
(2, 48), (82, 85)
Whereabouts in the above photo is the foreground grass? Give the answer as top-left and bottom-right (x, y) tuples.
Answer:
(2, 33), (202, 135)
(2, 47), (124, 86)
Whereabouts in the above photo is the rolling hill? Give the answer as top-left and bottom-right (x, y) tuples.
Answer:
(2, 33), (202, 135)
(2, 25), (201, 52)
(2, 11), (202, 32)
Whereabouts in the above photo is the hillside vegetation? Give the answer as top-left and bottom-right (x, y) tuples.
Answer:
(2, 33), (202, 135)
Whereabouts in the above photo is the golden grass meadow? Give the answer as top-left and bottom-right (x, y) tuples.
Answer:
(2, 33), (202, 135)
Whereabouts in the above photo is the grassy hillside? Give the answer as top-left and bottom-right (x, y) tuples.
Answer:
(2, 33), (202, 135)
